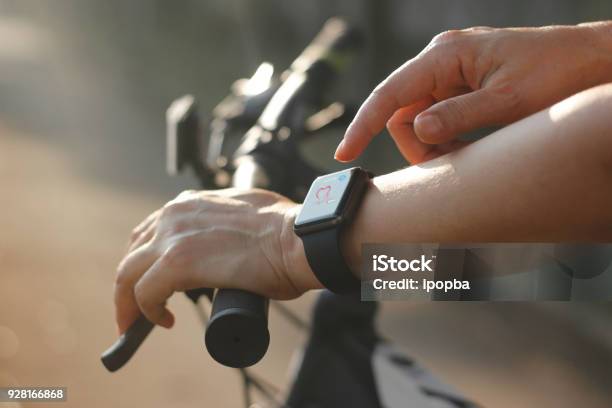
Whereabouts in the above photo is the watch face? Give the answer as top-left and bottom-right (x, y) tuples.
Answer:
(295, 168), (354, 227)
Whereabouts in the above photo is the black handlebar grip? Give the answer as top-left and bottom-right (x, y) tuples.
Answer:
(100, 314), (154, 372)
(205, 289), (270, 368)
(203, 156), (271, 368)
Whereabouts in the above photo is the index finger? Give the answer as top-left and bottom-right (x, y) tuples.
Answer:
(335, 57), (435, 162)
(114, 242), (158, 334)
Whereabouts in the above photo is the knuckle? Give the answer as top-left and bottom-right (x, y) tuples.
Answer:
(133, 282), (153, 314)
(371, 80), (388, 97)
(160, 202), (176, 217)
(438, 98), (466, 129)
(169, 219), (191, 235)
(362, 86), (393, 135)
(228, 187), (265, 202)
(386, 118), (401, 134)
(160, 240), (190, 269)
(370, 78), (396, 105)
(428, 29), (475, 59)
(431, 29), (463, 45)
(465, 25), (493, 32)
(115, 271), (126, 287)
(177, 189), (196, 198)
(133, 281), (145, 303)
(115, 263), (130, 286)
(488, 81), (521, 111)
(385, 120), (394, 132)
(171, 190), (197, 203)
(162, 199), (191, 216)
(129, 227), (141, 242)
(369, 76), (396, 106)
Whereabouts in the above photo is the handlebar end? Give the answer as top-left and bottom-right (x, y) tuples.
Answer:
(100, 315), (155, 372)
(101, 345), (124, 373)
(205, 290), (270, 368)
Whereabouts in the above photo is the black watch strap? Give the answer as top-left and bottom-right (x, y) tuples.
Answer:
(301, 227), (360, 294)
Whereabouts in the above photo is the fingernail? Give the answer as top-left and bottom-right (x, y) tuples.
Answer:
(334, 139), (346, 159)
(416, 115), (443, 137)
(160, 312), (174, 329)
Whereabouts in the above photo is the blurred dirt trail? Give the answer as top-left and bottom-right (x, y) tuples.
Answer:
(0, 127), (243, 407)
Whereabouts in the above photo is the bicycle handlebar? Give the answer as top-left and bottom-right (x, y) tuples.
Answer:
(101, 17), (363, 372)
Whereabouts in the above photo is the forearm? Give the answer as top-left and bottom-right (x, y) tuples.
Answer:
(342, 84), (612, 272)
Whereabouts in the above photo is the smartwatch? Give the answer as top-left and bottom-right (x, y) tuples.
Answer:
(293, 167), (372, 293)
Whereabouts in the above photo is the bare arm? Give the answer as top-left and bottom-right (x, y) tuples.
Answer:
(339, 84), (612, 271)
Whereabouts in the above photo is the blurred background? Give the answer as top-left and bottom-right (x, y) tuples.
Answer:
(2, 1), (612, 407)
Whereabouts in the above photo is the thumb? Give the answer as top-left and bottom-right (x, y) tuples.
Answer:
(414, 87), (518, 144)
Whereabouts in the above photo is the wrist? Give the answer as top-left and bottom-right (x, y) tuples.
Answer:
(340, 221), (362, 279)
(340, 180), (377, 279)
(280, 205), (324, 292)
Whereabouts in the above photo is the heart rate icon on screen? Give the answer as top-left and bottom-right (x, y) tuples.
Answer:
(315, 185), (332, 203)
